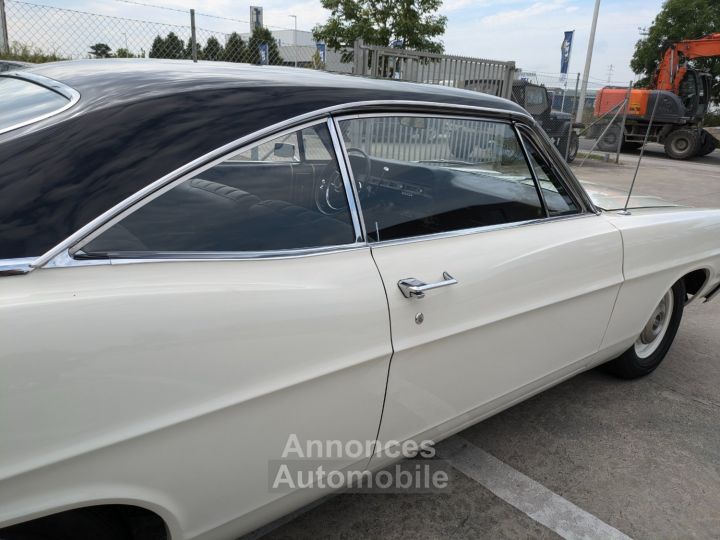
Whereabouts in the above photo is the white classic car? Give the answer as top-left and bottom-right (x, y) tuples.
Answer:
(1, 61), (719, 540)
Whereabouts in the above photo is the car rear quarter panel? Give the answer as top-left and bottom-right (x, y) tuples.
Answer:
(600, 207), (720, 352)
(0, 251), (392, 539)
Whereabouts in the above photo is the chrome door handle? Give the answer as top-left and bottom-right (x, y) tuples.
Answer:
(397, 272), (458, 299)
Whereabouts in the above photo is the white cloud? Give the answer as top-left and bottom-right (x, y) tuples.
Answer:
(480, 0), (569, 26)
(442, 0), (663, 84)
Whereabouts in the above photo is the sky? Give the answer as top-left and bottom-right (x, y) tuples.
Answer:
(15, 0), (664, 84)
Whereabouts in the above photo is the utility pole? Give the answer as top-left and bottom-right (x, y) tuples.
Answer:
(606, 64), (614, 83)
(576, 0), (601, 123)
(189, 9), (197, 62)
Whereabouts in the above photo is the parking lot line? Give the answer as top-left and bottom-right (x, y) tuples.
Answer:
(437, 436), (633, 540)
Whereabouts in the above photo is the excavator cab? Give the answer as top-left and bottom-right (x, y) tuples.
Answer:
(677, 69), (713, 123)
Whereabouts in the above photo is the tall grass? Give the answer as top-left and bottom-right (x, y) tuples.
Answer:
(0, 42), (66, 63)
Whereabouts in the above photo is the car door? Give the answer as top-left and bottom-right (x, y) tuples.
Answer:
(0, 120), (392, 536)
(336, 114), (623, 452)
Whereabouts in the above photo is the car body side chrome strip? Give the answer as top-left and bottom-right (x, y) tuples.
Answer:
(0, 258), (36, 277)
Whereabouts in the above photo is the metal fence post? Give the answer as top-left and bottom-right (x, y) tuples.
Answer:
(614, 81), (633, 163)
(189, 9), (197, 62)
(0, 0), (9, 54)
(502, 61), (516, 99)
(565, 73), (580, 161)
(353, 39), (364, 75)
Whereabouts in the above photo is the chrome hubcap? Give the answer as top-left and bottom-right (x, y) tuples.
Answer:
(635, 290), (674, 359)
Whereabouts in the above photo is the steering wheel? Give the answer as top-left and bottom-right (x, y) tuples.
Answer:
(315, 148), (373, 215)
(346, 147), (372, 189)
(316, 161), (348, 215)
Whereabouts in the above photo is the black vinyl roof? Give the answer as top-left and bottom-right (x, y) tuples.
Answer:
(24, 59), (524, 117)
(0, 60), (526, 260)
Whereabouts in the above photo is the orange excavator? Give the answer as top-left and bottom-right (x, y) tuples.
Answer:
(592, 33), (719, 159)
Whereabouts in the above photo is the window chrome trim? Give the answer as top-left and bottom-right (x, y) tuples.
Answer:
(513, 122), (551, 218)
(0, 73), (80, 136)
(369, 212), (600, 249)
(331, 110), (593, 245)
(0, 258), (36, 277)
(328, 116), (368, 242)
(514, 122), (597, 214)
(67, 117), (337, 257)
(45, 243), (369, 269)
(326, 118), (364, 242)
(32, 100), (537, 271)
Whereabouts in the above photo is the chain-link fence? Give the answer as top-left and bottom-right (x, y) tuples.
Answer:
(0, 0), (350, 70)
(515, 70), (639, 166)
(0, 0), (637, 169)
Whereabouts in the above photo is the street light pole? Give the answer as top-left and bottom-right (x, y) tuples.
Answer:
(289, 14), (297, 67)
(576, 0), (601, 123)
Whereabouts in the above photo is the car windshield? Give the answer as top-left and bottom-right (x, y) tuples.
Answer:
(0, 76), (69, 132)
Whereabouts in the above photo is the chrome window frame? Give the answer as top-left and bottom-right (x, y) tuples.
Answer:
(0, 99), (598, 276)
(0, 73), (81, 136)
(330, 111), (593, 248)
(67, 117), (363, 260)
(514, 122), (596, 213)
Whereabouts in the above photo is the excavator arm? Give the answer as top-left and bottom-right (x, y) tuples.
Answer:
(654, 33), (720, 94)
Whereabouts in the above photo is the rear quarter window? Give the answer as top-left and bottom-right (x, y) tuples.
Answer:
(0, 76), (70, 133)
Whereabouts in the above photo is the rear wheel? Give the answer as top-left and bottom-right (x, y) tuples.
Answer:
(605, 279), (685, 379)
(698, 130), (717, 156)
(596, 125), (621, 152)
(664, 129), (700, 159)
(559, 132), (579, 162)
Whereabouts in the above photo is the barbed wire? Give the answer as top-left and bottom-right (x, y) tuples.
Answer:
(101, 0), (301, 31)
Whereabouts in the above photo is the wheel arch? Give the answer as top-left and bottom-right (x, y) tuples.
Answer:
(0, 495), (183, 540)
(681, 267), (712, 305)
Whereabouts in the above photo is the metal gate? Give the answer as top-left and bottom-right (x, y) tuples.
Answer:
(352, 39), (517, 99)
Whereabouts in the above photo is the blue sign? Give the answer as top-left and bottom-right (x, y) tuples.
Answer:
(259, 42), (269, 65)
(560, 30), (574, 80)
(316, 42), (326, 63)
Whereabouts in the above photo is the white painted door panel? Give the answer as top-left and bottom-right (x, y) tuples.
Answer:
(0, 249), (391, 537)
(372, 216), (623, 445)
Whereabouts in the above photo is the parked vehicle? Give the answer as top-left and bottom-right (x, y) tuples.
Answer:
(592, 33), (720, 159)
(460, 79), (581, 162)
(2, 61), (720, 540)
(510, 80), (580, 162)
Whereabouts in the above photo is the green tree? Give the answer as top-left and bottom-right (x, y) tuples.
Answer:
(163, 32), (186, 59)
(204, 36), (225, 61)
(89, 43), (112, 58)
(313, 0), (447, 61)
(631, 0), (720, 102)
(148, 35), (165, 58)
(224, 32), (247, 62)
(115, 48), (137, 58)
(247, 27), (283, 65)
(148, 33), (185, 59)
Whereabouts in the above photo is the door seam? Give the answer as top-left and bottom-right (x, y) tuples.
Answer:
(365, 246), (395, 470)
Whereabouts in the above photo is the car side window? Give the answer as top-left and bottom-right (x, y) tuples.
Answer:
(519, 132), (580, 216)
(338, 116), (545, 242)
(78, 122), (356, 257)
